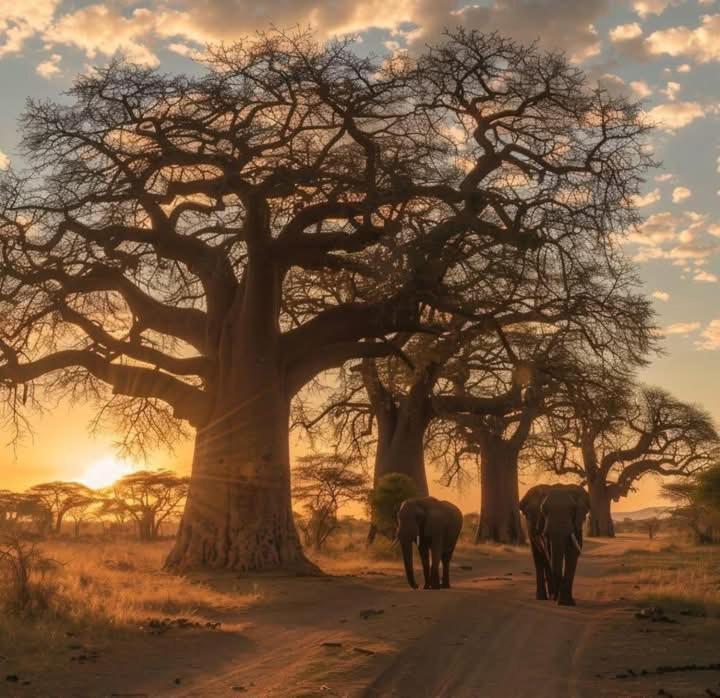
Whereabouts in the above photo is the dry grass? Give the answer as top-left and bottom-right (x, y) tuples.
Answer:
(0, 537), (258, 674)
(604, 537), (720, 617)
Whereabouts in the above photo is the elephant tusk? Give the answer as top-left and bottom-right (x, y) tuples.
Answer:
(570, 532), (582, 553)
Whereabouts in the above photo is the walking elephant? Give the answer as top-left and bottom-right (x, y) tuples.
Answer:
(519, 484), (590, 605)
(396, 497), (463, 589)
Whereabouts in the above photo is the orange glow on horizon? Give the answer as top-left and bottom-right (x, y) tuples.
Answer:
(79, 455), (134, 490)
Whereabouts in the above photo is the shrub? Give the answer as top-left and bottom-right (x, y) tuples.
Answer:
(0, 535), (60, 613)
(368, 473), (418, 540)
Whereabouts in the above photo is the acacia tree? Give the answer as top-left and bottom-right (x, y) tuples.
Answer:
(664, 464), (720, 543)
(1, 30), (650, 571)
(26, 482), (95, 534)
(538, 385), (719, 536)
(104, 470), (189, 541)
(293, 453), (368, 550)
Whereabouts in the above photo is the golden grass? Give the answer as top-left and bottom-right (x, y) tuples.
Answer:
(0, 538), (258, 674)
(604, 539), (720, 617)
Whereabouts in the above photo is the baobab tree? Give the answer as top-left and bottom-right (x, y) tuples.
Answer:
(300, 266), (654, 545)
(0, 29), (651, 571)
(537, 384), (719, 536)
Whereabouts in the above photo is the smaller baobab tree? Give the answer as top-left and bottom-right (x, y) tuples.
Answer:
(26, 482), (95, 535)
(105, 471), (189, 541)
(537, 385), (719, 537)
(293, 454), (369, 551)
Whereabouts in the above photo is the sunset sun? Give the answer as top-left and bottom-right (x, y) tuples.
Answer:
(79, 456), (134, 490)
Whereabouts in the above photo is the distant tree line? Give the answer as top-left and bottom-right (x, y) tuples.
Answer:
(0, 471), (188, 540)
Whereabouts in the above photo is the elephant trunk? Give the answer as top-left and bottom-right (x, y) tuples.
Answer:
(401, 539), (417, 589)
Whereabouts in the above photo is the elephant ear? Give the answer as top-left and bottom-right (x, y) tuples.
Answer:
(519, 485), (549, 516)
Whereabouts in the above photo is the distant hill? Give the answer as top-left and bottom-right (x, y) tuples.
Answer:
(613, 506), (672, 522)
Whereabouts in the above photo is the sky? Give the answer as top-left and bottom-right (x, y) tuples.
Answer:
(0, 0), (719, 512)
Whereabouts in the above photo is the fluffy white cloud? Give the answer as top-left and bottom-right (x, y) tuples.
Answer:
(651, 290), (670, 301)
(628, 211), (720, 263)
(630, 80), (653, 98)
(645, 14), (720, 63)
(663, 321), (700, 335)
(697, 319), (720, 349)
(646, 101), (707, 130)
(672, 186), (692, 203)
(694, 270), (719, 282)
(36, 53), (61, 79)
(633, 188), (661, 207)
(0, 0), (59, 57)
(610, 23), (643, 41)
(45, 5), (159, 66)
(0, 149), (9, 169)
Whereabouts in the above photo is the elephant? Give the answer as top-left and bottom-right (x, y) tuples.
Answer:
(519, 484), (590, 606)
(396, 497), (463, 589)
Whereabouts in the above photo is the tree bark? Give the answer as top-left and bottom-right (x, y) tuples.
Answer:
(587, 481), (615, 537)
(373, 402), (430, 496)
(166, 384), (311, 571)
(475, 435), (525, 545)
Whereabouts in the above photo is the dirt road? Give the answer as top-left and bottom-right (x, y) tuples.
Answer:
(22, 536), (720, 697)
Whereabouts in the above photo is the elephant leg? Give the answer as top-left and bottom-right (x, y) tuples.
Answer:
(558, 547), (579, 606)
(530, 540), (548, 600)
(442, 538), (458, 588)
(419, 543), (431, 589)
(430, 539), (442, 589)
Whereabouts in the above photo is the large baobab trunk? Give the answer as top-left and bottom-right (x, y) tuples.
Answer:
(167, 254), (312, 572)
(168, 391), (307, 570)
(476, 435), (525, 545)
(587, 481), (615, 537)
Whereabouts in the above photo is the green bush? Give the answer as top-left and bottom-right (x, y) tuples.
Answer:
(369, 473), (418, 539)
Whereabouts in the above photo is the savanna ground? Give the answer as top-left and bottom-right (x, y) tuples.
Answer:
(1, 529), (719, 698)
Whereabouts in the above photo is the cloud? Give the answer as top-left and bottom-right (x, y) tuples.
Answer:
(596, 73), (653, 100)
(628, 211), (720, 263)
(663, 321), (701, 335)
(645, 14), (720, 63)
(610, 23), (643, 41)
(697, 320), (720, 350)
(45, 5), (159, 66)
(0, 149), (9, 169)
(646, 101), (707, 130)
(36, 53), (61, 79)
(672, 186), (692, 203)
(633, 188), (661, 207)
(661, 81), (681, 100)
(655, 173), (674, 182)
(0, 0), (59, 57)
(633, 0), (675, 17)
(630, 80), (653, 98)
(651, 290), (670, 302)
(694, 270), (719, 282)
